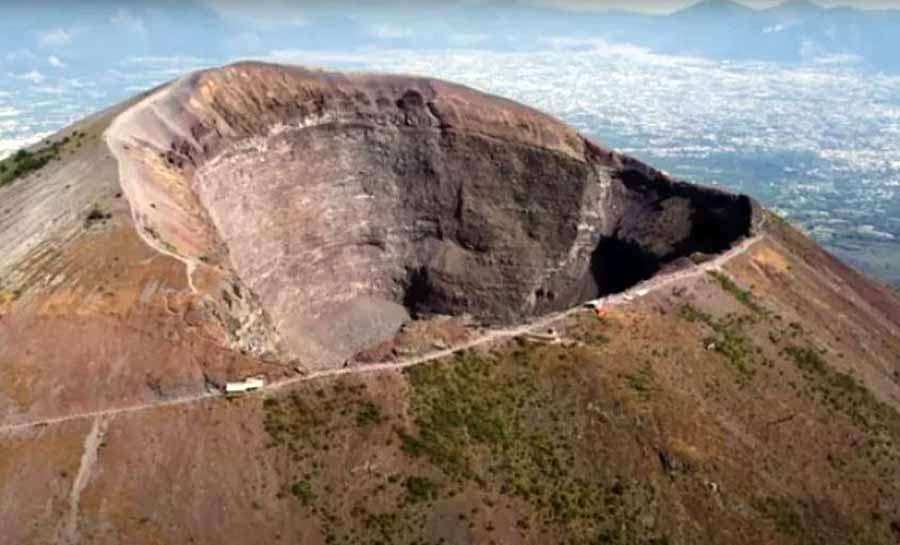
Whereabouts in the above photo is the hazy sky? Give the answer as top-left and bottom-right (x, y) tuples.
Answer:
(201, 0), (900, 19)
(536, 0), (900, 13)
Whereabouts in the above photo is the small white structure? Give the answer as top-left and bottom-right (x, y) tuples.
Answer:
(225, 376), (265, 395)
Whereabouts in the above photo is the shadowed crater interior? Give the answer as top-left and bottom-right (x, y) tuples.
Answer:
(580, 166), (754, 298)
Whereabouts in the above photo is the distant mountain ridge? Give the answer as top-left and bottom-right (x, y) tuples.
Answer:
(344, 0), (900, 71)
(2, 1), (900, 78)
(623, 0), (900, 69)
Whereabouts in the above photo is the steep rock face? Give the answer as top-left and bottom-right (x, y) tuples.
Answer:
(107, 62), (758, 368)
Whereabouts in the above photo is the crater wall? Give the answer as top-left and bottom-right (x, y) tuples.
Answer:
(107, 62), (758, 369)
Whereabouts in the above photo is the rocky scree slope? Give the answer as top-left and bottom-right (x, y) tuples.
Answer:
(107, 61), (758, 370)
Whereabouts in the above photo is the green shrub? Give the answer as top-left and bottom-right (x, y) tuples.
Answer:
(758, 496), (803, 536)
(708, 271), (765, 315)
(1, 141), (63, 187)
(355, 400), (382, 427)
(830, 371), (859, 393)
(710, 325), (755, 375)
(290, 480), (315, 504)
(679, 300), (758, 378)
(403, 476), (440, 504)
(679, 304), (712, 324)
(785, 346), (826, 374)
(624, 364), (654, 400)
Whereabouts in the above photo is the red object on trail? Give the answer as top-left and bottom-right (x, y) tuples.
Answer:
(594, 307), (607, 318)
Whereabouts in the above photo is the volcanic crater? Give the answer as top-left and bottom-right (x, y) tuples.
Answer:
(107, 62), (758, 369)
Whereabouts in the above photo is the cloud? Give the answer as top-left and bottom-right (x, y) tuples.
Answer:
(814, 53), (863, 65)
(38, 28), (73, 48)
(48, 56), (65, 68)
(9, 70), (46, 84)
(369, 23), (414, 39)
(110, 8), (146, 35)
(0, 106), (21, 118)
(33, 85), (66, 95)
(448, 33), (490, 46)
(542, 36), (711, 66)
(62, 78), (91, 89)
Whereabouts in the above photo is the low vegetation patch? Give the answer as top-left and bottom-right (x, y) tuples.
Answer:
(821, 370), (884, 430)
(679, 303), (712, 324)
(708, 271), (766, 315)
(262, 342), (671, 545)
(290, 479), (315, 505)
(258, 300), (900, 544)
(0, 146), (60, 187)
(624, 363), (654, 400)
(568, 310), (612, 345)
(402, 476), (440, 504)
(355, 400), (382, 427)
(397, 346), (669, 544)
(680, 303), (758, 378)
(779, 338), (900, 472)
(707, 324), (755, 376)
(784, 345), (826, 374)
(757, 496), (804, 537)
(0, 131), (91, 187)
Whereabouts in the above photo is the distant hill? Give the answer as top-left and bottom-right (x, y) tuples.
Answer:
(653, 0), (900, 69)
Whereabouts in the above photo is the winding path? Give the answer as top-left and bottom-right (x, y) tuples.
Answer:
(56, 415), (109, 544)
(0, 229), (764, 436)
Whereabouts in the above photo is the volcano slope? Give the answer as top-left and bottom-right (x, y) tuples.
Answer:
(1, 62), (900, 545)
